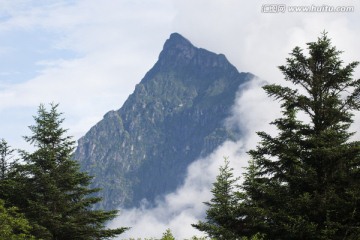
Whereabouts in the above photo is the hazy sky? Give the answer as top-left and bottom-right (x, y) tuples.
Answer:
(0, 0), (359, 238)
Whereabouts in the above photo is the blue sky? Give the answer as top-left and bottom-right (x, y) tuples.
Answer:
(0, 0), (359, 238)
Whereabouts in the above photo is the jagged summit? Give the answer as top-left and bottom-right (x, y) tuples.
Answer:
(161, 33), (195, 58)
(157, 33), (232, 69)
(75, 33), (254, 210)
(145, 32), (242, 87)
(164, 33), (194, 50)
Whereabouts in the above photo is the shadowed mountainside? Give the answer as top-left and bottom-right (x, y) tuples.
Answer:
(74, 33), (254, 210)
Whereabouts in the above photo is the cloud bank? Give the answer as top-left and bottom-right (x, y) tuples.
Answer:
(108, 78), (280, 239)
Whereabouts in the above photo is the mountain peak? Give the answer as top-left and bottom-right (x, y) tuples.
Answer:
(158, 33), (197, 65)
(167, 32), (192, 45)
(165, 33), (194, 49)
(157, 32), (233, 73)
(75, 33), (253, 210)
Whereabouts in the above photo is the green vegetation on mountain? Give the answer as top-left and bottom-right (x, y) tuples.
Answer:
(196, 33), (360, 239)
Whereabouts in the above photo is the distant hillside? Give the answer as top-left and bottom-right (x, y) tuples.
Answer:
(74, 33), (254, 210)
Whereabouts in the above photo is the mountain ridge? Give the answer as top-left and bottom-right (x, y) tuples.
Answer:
(74, 33), (254, 210)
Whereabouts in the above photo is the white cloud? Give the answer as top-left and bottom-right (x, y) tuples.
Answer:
(108, 77), (279, 239)
(0, 0), (175, 146)
(109, 141), (243, 239)
(172, 0), (360, 83)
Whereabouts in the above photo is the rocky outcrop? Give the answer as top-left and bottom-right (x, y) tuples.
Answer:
(74, 33), (254, 210)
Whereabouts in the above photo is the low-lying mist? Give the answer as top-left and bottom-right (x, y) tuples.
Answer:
(108, 77), (280, 239)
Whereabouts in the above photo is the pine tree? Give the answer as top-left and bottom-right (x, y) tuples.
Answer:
(12, 103), (128, 239)
(0, 199), (35, 240)
(192, 158), (240, 239)
(237, 32), (360, 239)
(0, 139), (16, 202)
(0, 138), (15, 180)
(0, 140), (34, 240)
(160, 229), (175, 240)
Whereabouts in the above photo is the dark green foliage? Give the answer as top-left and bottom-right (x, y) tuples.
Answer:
(8, 103), (127, 239)
(0, 138), (15, 180)
(0, 199), (35, 240)
(192, 158), (240, 239)
(0, 139), (32, 238)
(236, 32), (360, 239)
(0, 139), (17, 202)
(160, 229), (175, 240)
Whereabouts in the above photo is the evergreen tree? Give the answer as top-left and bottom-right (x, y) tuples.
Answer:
(237, 32), (360, 239)
(160, 229), (175, 240)
(0, 199), (35, 240)
(0, 139), (16, 201)
(0, 139), (33, 239)
(0, 138), (15, 180)
(192, 158), (240, 239)
(12, 103), (128, 239)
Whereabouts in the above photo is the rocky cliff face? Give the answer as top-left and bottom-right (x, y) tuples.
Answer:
(74, 33), (254, 210)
